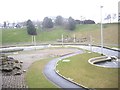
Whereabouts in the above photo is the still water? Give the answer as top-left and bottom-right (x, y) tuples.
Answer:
(96, 60), (120, 68)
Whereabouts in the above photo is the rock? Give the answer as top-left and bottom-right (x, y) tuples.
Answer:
(23, 70), (26, 72)
(0, 55), (23, 75)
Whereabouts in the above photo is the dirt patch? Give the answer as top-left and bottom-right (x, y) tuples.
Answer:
(10, 48), (79, 70)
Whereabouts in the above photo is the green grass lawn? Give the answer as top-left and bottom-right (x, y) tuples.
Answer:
(2, 28), (32, 44)
(56, 52), (119, 88)
(25, 58), (59, 88)
(1, 23), (119, 47)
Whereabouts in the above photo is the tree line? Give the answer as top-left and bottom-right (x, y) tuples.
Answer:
(26, 16), (95, 35)
(41, 16), (78, 30)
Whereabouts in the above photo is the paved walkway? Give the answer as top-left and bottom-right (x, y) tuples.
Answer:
(0, 73), (2, 89)
(43, 50), (86, 89)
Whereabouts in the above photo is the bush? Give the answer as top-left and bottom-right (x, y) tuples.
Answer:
(42, 17), (54, 28)
(26, 19), (37, 35)
(67, 17), (76, 30)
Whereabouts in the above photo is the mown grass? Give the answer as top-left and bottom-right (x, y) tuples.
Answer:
(56, 52), (119, 88)
(25, 58), (59, 88)
(1, 23), (119, 47)
(2, 28), (31, 44)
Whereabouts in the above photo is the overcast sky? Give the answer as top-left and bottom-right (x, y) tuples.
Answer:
(0, 0), (119, 23)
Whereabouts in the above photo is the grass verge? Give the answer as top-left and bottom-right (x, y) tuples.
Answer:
(25, 58), (59, 88)
(56, 52), (119, 88)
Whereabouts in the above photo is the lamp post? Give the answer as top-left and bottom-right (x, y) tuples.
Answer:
(100, 6), (103, 55)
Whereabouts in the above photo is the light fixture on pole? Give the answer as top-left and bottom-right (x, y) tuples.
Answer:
(100, 6), (103, 55)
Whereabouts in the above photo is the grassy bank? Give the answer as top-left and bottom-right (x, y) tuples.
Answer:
(25, 58), (59, 88)
(56, 52), (119, 88)
(1, 23), (119, 47)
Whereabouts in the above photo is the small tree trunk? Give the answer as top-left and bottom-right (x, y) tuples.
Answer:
(89, 35), (92, 51)
(73, 34), (76, 43)
(110, 18), (111, 23)
(34, 36), (36, 46)
(62, 34), (63, 46)
(32, 36), (34, 45)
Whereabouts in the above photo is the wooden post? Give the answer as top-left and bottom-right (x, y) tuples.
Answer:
(62, 34), (63, 46)
(34, 35), (36, 46)
(90, 35), (92, 51)
(74, 34), (76, 43)
(32, 36), (34, 45)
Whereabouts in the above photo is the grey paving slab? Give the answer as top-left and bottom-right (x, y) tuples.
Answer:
(0, 72), (2, 90)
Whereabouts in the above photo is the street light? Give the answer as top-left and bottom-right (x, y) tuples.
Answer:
(100, 6), (103, 55)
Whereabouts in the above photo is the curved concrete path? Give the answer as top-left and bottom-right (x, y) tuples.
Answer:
(43, 50), (86, 89)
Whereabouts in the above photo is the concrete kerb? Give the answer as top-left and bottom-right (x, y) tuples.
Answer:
(54, 54), (95, 90)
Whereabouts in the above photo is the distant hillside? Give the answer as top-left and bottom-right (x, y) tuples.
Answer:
(1, 23), (119, 47)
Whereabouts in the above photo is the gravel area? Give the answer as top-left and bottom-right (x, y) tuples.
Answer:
(1, 48), (79, 88)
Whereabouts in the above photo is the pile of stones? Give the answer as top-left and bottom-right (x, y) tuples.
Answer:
(0, 54), (23, 76)
(0, 54), (28, 88)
